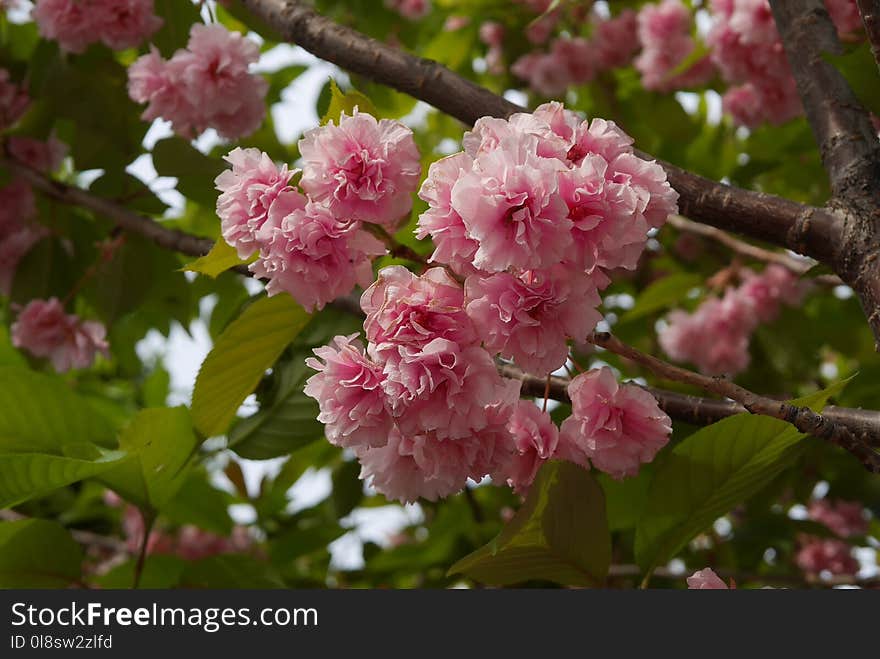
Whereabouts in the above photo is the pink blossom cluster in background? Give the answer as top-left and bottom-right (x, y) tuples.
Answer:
(128, 24), (267, 140)
(215, 110), (421, 311)
(0, 68), (30, 131)
(384, 0), (431, 21)
(0, 130), (67, 296)
(635, 0), (715, 92)
(301, 104), (677, 501)
(687, 567), (730, 589)
(11, 298), (109, 372)
(512, 11), (639, 97)
(659, 264), (806, 376)
(33, 0), (162, 53)
(418, 101), (677, 377)
(795, 498), (868, 578)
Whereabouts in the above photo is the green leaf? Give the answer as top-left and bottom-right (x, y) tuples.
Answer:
(152, 0), (203, 57)
(0, 367), (116, 453)
(184, 239), (251, 278)
(94, 555), (186, 589)
(228, 357), (323, 459)
(159, 471), (234, 535)
(634, 380), (849, 572)
(0, 450), (126, 509)
(10, 237), (75, 305)
(181, 555), (286, 589)
(152, 137), (226, 207)
(826, 43), (880, 116)
(620, 272), (702, 323)
(0, 325), (26, 368)
(449, 462), (611, 587)
(192, 294), (311, 438)
(321, 79), (377, 125)
(100, 407), (198, 509)
(0, 519), (82, 588)
(331, 459), (364, 518)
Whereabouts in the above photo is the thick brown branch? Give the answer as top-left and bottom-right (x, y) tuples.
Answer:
(857, 0), (880, 74)
(587, 331), (880, 472)
(239, 0), (841, 266)
(771, 1), (880, 201)
(1, 155), (214, 258)
(501, 365), (880, 449)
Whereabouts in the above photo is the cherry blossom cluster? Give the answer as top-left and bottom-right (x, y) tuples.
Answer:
(418, 101), (677, 377)
(659, 264), (806, 376)
(128, 24), (267, 140)
(304, 273), (672, 502)
(215, 110), (421, 311)
(795, 498), (868, 577)
(511, 11), (639, 97)
(0, 134), (66, 295)
(33, 0), (162, 54)
(11, 298), (109, 372)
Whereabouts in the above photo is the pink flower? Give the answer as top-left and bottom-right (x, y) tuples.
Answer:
(451, 132), (571, 272)
(215, 147), (301, 259)
(299, 111), (421, 229)
(635, 0), (715, 92)
(128, 24), (267, 140)
(465, 267), (603, 376)
(511, 52), (572, 97)
(721, 84), (766, 129)
(687, 568), (729, 589)
(592, 10), (639, 70)
(478, 21), (504, 48)
(11, 298), (109, 372)
(33, 0), (161, 53)
(7, 136), (67, 173)
(492, 401), (559, 493)
(567, 118), (635, 165)
(415, 152), (481, 276)
(807, 499), (869, 538)
(826, 0), (864, 37)
(305, 334), (393, 451)
(559, 367), (671, 479)
(384, 0), (431, 20)
(360, 265), (478, 358)
(796, 538), (859, 577)
(251, 199), (385, 312)
(736, 265), (805, 323)
(0, 68), (29, 130)
(607, 153), (679, 229)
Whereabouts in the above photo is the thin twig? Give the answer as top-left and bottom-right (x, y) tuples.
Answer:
(132, 509), (156, 590)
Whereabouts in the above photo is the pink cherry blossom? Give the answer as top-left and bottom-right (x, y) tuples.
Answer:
(492, 401), (559, 493)
(360, 265), (478, 357)
(826, 0), (864, 37)
(7, 136), (67, 173)
(592, 10), (640, 70)
(796, 538), (859, 576)
(251, 199), (385, 312)
(0, 68), (29, 130)
(511, 51), (572, 97)
(736, 264), (805, 323)
(687, 568), (730, 589)
(215, 147), (301, 259)
(299, 111), (421, 229)
(807, 499), (869, 538)
(304, 334), (393, 451)
(451, 132), (571, 272)
(566, 118), (635, 166)
(11, 298), (109, 372)
(381, 338), (520, 441)
(465, 267), (603, 376)
(479, 21), (504, 48)
(384, 0), (431, 21)
(415, 152), (481, 276)
(635, 0), (715, 92)
(128, 24), (267, 140)
(559, 367), (672, 479)
(33, 0), (161, 53)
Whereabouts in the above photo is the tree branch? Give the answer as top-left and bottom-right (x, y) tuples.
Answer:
(501, 364), (880, 449)
(1, 155), (214, 258)
(857, 0), (880, 74)
(587, 331), (880, 472)
(770, 1), (880, 202)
